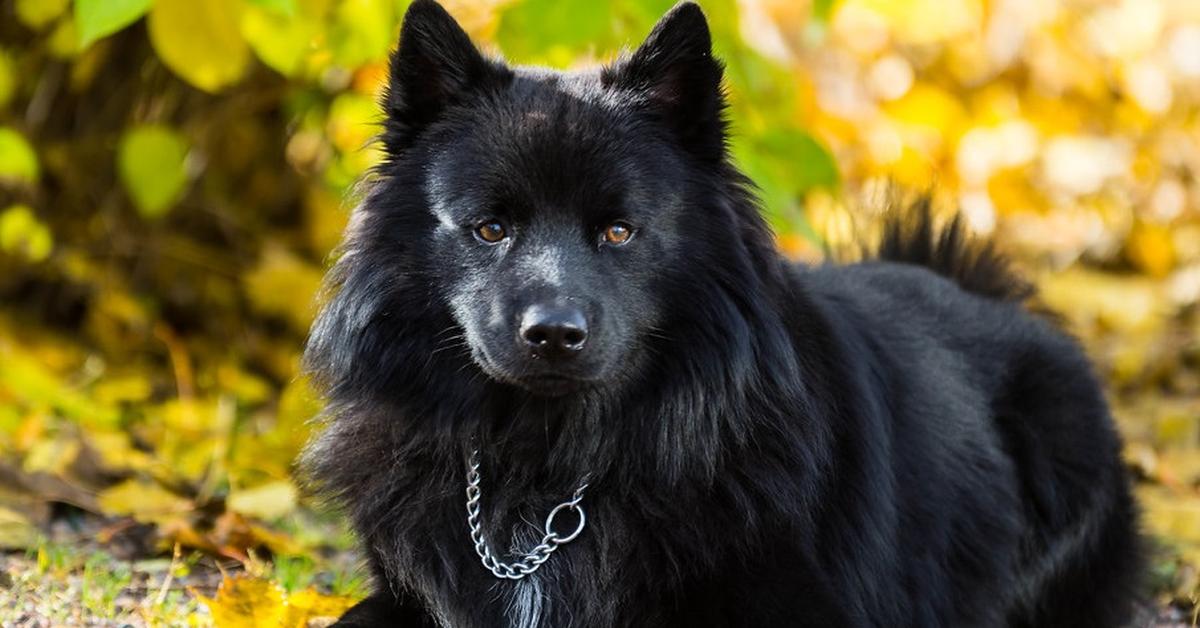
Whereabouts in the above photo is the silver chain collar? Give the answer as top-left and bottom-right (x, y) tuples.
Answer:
(465, 448), (591, 580)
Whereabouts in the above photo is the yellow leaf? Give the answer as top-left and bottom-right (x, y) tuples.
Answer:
(0, 506), (38, 550)
(97, 478), (192, 524)
(326, 93), (379, 154)
(91, 373), (153, 405)
(48, 17), (81, 58)
(241, 4), (320, 77)
(328, 0), (394, 68)
(16, 0), (70, 29)
(283, 588), (359, 627)
(243, 244), (324, 332)
(1138, 485), (1200, 566)
(147, 0), (251, 92)
(0, 204), (53, 262)
(228, 480), (298, 520)
(1125, 221), (1175, 278)
(305, 183), (349, 257)
(87, 430), (155, 473)
(197, 575), (287, 628)
(22, 437), (80, 476)
(0, 128), (40, 185)
(198, 575), (358, 628)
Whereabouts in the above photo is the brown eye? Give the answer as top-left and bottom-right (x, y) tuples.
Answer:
(603, 222), (634, 246)
(475, 220), (507, 243)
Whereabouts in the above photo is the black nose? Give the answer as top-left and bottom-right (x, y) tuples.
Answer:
(520, 304), (588, 358)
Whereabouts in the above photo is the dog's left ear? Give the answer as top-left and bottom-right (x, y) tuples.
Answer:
(603, 2), (726, 163)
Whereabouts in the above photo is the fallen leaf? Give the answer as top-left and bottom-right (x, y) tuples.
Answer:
(197, 574), (287, 628)
(228, 480), (298, 520)
(0, 506), (38, 549)
(97, 478), (193, 524)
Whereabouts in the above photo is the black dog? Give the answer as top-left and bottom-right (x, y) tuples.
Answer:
(302, 2), (1142, 626)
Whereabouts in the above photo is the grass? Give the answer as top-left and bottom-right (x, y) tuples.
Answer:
(0, 533), (366, 627)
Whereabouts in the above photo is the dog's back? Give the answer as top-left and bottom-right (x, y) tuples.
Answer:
(801, 203), (1141, 627)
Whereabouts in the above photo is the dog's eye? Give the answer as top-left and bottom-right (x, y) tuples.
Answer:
(475, 220), (507, 244)
(602, 222), (634, 246)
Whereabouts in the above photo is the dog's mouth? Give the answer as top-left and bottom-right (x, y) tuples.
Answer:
(515, 374), (587, 396)
(471, 346), (600, 396)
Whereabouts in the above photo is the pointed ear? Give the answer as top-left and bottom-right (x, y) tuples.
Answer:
(383, 0), (506, 156)
(602, 2), (727, 162)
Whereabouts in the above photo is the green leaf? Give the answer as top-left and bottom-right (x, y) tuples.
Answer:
(0, 204), (53, 262)
(496, 0), (618, 67)
(328, 0), (394, 69)
(247, 0), (297, 17)
(241, 4), (318, 77)
(75, 0), (153, 47)
(777, 131), (840, 195)
(731, 128), (837, 242)
(0, 127), (39, 184)
(148, 0), (251, 92)
(16, 0), (70, 29)
(118, 125), (190, 219)
(813, 0), (836, 21)
(734, 129), (839, 198)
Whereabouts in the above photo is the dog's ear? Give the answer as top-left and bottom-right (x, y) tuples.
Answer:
(383, 0), (506, 157)
(603, 2), (727, 163)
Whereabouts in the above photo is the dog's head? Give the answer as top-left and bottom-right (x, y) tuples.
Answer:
(312, 1), (772, 400)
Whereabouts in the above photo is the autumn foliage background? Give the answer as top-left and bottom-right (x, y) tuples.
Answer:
(1, 0), (1199, 624)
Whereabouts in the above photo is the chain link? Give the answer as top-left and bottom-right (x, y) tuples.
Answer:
(465, 448), (590, 580)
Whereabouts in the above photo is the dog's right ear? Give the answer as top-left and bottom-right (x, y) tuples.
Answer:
(383, 0), (506, 157)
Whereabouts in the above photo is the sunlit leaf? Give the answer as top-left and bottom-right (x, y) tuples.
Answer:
(17, 0), (70, 29)
(118, 125), (190, 219)
(97, 478), (192, 524)
(228, 481), (298, 520)
(75, 0), (152, 47)
(197, 573), (358, 628)
(277, 376), (322, 433)
(243, 244), (324, 332)
(0, 127), (39, 184)
(248, 0), (299, 16)
(22, 438), (80, 476)
(328, 0), (395, 69)
(0, 506), (38, 550)
(0, 342), (118, 426)
(241, 5), (319, 77)
(282, 587), (359, 627)
(87, 430), (155, 473)
(496, 0), (619, 67)
(0, 205), (53, 262)
(1126, 221), (1176, 278)
(48, 17), (81, 57)
(148, 0), (251, 92)
(197, 574), (287, 628)
(327, 92), (379, 153)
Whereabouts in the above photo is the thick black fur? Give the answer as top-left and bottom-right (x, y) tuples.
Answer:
(302, 2), (1142, 626)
